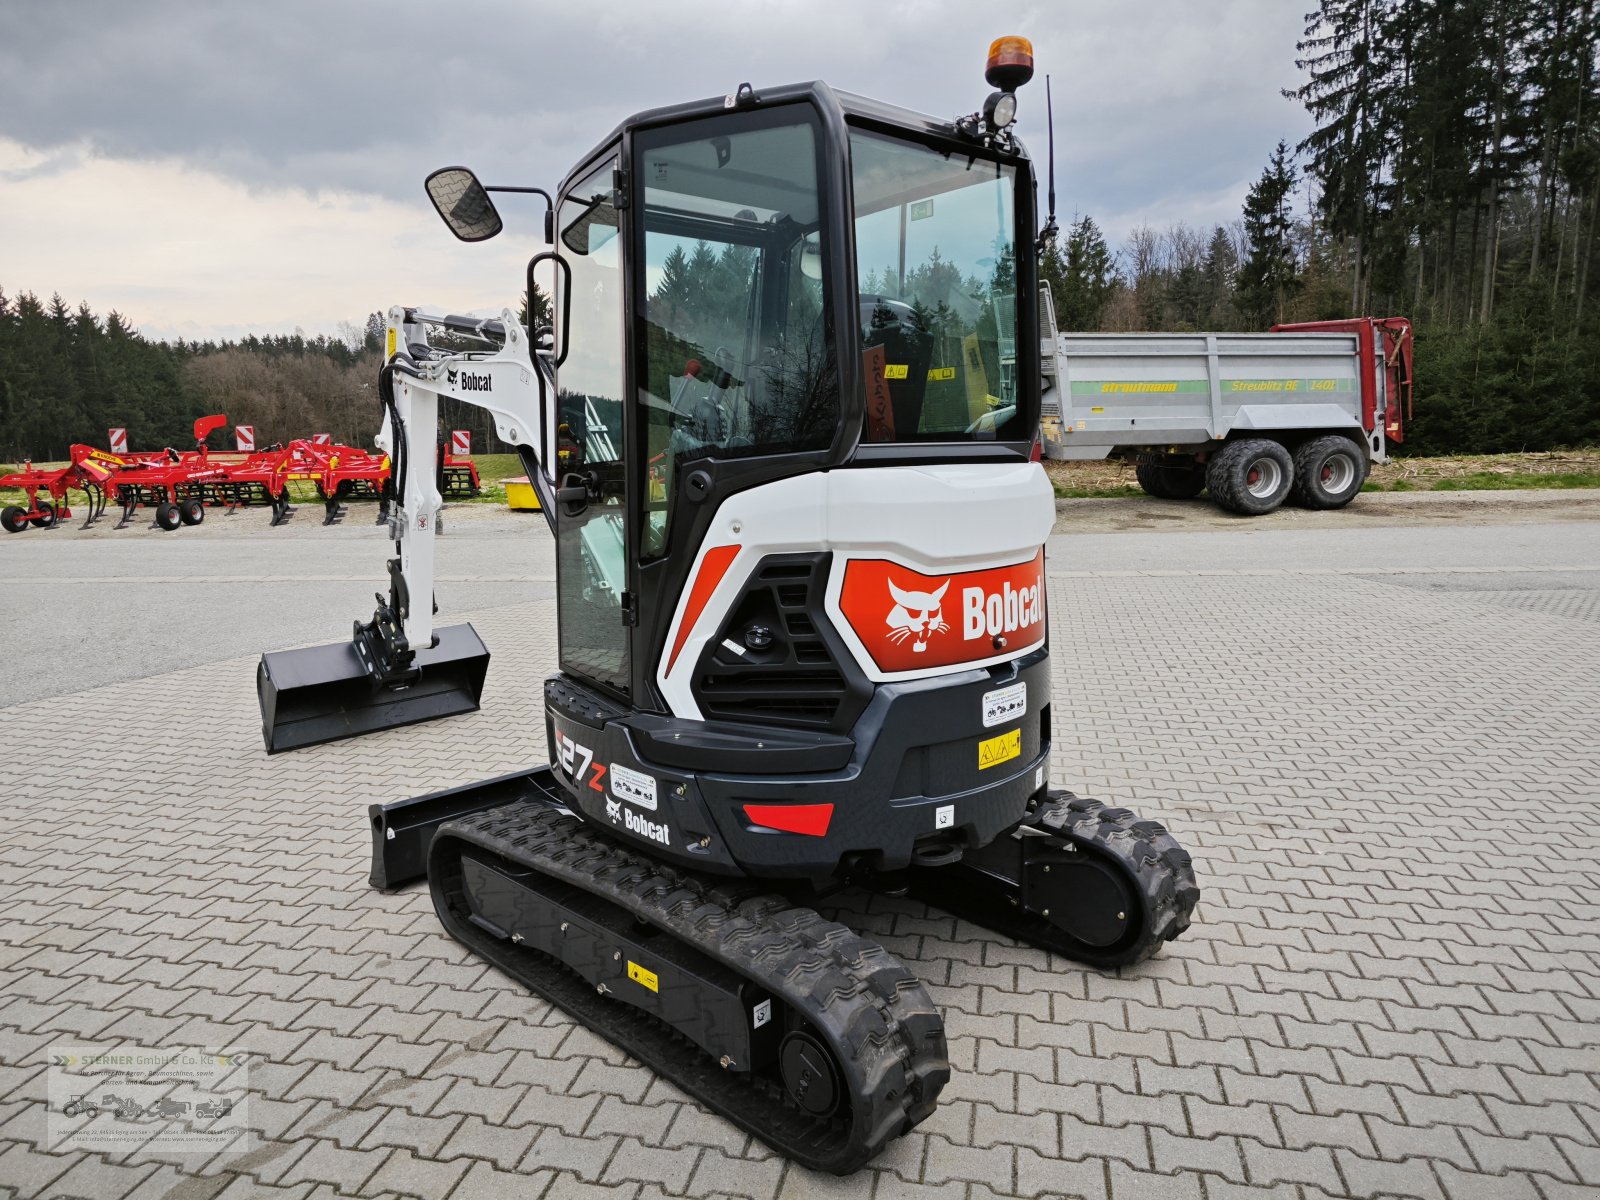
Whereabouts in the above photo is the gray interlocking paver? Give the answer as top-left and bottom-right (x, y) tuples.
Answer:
(35, 1155), (158, 1199)
(1332, 1148), (1447, 1199)
(685, 1148), (784, 1200)
(3, 531), (1599, 1199)
(1148, 1129), (1247, 1181)
(362, 1147), (470, 1198)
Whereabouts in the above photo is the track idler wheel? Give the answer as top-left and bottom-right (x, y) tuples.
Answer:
(780, 1029), (843, 1118)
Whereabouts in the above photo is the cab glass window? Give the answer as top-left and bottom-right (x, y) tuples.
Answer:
(636, 111), (836, 559)
(850, 129), (1019, 442)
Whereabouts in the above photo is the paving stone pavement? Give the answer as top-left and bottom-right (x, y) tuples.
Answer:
(2, 536), (1599, 1200)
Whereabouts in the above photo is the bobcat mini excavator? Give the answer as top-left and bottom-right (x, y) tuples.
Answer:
(256, 39), (1198, 1174)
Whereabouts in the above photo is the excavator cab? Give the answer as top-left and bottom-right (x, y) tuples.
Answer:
(537, 82), (1043, 718)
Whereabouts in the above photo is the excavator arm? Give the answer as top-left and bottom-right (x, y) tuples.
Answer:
(255, 304), (556, 753)
(376, 304), (554, 648)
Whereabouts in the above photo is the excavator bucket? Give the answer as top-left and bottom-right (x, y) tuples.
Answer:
(256, 622), (489, 754)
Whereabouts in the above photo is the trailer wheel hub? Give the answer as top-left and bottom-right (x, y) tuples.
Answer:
(1244, 457), (1283, 498)
(1320, 454), (1355, 491)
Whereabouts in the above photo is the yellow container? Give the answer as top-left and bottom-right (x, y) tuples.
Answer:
(504, 475), (541, 511)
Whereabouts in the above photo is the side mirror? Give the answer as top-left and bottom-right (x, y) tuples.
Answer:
(425, 167), (503, 242)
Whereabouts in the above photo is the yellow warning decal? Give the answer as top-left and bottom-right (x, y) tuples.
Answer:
(927, 366), (956, 381)
(385, 328), (397, 358)
(1090, 406), (1105, 413)
(978, 728), (1021, 771)
(627, 961), (659, 992)
(884, 363), (909, 380)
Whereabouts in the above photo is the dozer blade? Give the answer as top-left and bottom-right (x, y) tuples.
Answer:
(368, 766), (564, 890)
(257, 622), (489, 754)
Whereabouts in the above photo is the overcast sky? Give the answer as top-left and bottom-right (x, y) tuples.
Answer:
(0, 0), (1313, 344)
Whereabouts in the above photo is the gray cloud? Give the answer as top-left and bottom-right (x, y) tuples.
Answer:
(1, 0), (1312, 245)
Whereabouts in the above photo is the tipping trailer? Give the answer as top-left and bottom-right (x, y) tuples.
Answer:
(1041, 315), (1413, 514)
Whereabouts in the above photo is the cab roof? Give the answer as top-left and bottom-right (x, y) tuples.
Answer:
(559, 80), (1031, 199)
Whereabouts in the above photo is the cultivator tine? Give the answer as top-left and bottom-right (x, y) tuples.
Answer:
(82, 483), (106, 528)
(270, 493), (294, 527)
(114, 495), (135, 530)
(323, 497), (346, 527)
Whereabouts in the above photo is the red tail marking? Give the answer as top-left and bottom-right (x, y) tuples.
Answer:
(743, 803), (834, 837)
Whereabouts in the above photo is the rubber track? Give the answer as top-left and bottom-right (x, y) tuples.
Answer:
(1032, 791), (1200, 965)
(919, 789), (1200, 970)
(429, 801), (949, 1174)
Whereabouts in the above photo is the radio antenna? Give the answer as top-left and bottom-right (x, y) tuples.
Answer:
(1039, 74), (1059, 248)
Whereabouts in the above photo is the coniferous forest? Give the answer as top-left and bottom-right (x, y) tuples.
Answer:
(2, 0), (1596, 462)
(1041, 0), (1600, 455)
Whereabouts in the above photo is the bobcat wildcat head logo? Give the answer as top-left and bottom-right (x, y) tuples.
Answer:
(886, 579), (950, 653)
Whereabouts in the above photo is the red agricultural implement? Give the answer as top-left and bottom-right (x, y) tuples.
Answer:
(438, 430), (481, 499)
(0, 459), (92, 532)
(3, 414), (422, 534)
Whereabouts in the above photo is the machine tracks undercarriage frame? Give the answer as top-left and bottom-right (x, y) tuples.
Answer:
(370, 771), (1199, 1172)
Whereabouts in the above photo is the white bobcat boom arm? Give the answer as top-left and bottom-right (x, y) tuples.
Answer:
(253, 303), (555, 753)
(374, 304), (554, 654)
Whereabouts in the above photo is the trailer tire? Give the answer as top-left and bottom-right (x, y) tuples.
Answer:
(29, 501), (57, 528)
(1292, 435), (1368, 509)
(155, 502), (183, 531)
(1206, 438), (1294, 515)
(1135, 462), (1206, 500)
(1, 505), (28, 533)
(179, 498), (206, 526)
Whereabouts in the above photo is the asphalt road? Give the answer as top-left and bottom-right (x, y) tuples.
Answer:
(2, 498), (1597, 706)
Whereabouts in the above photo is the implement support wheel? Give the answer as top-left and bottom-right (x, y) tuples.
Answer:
(1, 505), (28, 533)
(179, 497), (206, 526)
(30, 500), (57, 528)
(155, 502), (183, 531)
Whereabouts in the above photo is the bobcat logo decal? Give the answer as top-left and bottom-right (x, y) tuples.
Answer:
(886, 578), (950, 653)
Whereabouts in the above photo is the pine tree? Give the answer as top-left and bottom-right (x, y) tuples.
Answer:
(1237, 142), (1303, 326)
(1054, 215), (1117, 331)
(1199, 226), (1239, 328)
(1287, 0), (1404, 310)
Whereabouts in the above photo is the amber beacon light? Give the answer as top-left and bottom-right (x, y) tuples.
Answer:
(985, 36), (1035, 92)
(980, 36), (1033, 132)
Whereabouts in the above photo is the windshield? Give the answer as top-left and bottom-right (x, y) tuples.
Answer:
(851, 129), (1019, 442)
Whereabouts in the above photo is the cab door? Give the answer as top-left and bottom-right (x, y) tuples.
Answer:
(553, 152), (632, 697)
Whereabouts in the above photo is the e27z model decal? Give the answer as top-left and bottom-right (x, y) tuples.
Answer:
(554, 729), (608, 794)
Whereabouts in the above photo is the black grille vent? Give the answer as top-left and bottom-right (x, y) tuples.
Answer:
(693, 553), (871, 732)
